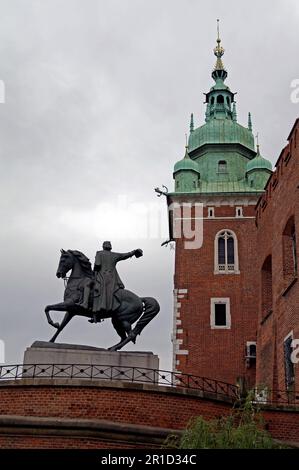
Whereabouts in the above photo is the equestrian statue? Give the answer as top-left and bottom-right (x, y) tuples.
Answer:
(44, 242), (160, 351)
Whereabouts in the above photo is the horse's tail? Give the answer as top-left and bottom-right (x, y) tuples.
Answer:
(132, 297), (160, 336)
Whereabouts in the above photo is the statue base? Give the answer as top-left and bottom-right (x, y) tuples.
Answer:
(23, 341), (159, 383)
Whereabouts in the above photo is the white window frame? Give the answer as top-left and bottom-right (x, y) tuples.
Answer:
(210, 298), (231, 329)
(246, 341), (257, 358)
(236, 206), (243, 218)
(208, 207), (215, 218)
(214, 229), (240, 274)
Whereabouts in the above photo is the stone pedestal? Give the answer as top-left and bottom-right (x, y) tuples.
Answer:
(23, 341), (159, 383)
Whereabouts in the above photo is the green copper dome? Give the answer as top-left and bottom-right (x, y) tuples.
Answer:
(189, 119), (255, 151)
(171, 24), (272, 195)
(246, 147), (272, 172)
(174, 147), (200, 174)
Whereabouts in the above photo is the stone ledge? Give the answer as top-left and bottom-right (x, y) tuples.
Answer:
(0, 415), (180, 446)
(0, 378), (235, 404)
(260, 403), (299, 413)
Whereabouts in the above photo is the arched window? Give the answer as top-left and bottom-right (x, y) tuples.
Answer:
(211, 96), (215, 105)
(214, 230), (239, 274)
(283, 216), (297, 278)
(218, 160), (227, 173)
(261, 255), (272, 319)
(217, 94), (224, 103)
(226, 96), (230, 106)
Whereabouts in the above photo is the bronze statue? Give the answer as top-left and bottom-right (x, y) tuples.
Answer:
(44, 245), (159, 351)
(90, 241), (143, 322)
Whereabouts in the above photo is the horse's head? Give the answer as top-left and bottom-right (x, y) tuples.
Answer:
(56, 249), (92, 279)
(56, 249), (74, 278)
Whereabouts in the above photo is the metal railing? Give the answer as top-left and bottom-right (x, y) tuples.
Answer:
(1, 364), (297, 407)
(0, 363), (239, 401)
(254, 389), (299, 406)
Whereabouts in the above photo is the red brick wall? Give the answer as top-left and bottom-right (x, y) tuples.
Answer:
(0, 382), (230, 429)
(0, 381), (297, 448)
(172, 200), (259, 387)
(0, 436), (137, 449)
(256, 119), (299, 392)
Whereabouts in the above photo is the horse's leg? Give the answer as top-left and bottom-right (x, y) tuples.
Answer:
(107, 290), (160, 351)
(109, 297), (160, 351)
(108, 302), (143, 351)
(111, 316), (127, 341)
(49, 311), (72, 343)
(45, 302), (68, 329)
(132, 297), (160, 337)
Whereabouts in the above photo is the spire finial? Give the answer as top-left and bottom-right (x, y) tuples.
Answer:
(212, 19), (227, 81)
(184, 134), (190, 158)
(248, 112), (252, 132)
(213, 19), (224, 63)
(255, 132), (260, 154)
(217, 18), (220, 42)
(190, 113), (194, 133)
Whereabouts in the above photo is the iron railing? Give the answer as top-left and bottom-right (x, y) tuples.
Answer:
(0, 363), (239, 401)
(1, 364), (297, 407)
(254, 389), (299, 406)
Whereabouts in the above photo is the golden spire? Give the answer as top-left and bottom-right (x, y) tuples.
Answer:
(213, 19), (225, 71)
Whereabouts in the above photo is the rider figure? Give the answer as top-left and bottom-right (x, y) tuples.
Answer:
(81, 241), (143, 323)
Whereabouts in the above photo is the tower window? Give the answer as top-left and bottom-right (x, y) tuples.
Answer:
(261, 255), (272, 319)
(217, 94), (224, 104)
(283, 216), (297, 278)
(215, 230), (239, 274)
(218, 160), (227, 173)
(210, 298), (231, 329)
(208, 207), (215, 218)
(211, 97), (215, 105)
(246, 342), (257, 358)
(236, 207), (243, 217)
(226, 96), (230, 106)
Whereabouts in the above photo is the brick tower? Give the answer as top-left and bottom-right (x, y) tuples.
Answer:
(166, 27), (272, 387)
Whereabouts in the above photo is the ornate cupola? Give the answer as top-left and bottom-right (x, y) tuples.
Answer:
(246, 139), (272, 189)
(173, 144), (200, 192)
(204, 19), (236, 122)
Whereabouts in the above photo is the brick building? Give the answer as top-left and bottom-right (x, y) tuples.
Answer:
(255, 118), (299, 398)
(165, 30), (298, 395)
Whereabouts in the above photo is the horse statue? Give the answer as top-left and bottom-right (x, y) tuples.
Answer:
(44, 249), (160, 351)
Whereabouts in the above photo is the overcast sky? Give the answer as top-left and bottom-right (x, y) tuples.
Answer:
(0, 0), (298, 370)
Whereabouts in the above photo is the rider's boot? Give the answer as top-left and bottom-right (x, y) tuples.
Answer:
(81, 281), (93, 310)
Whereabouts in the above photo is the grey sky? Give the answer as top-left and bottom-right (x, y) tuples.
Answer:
(0, 0), (298, 369)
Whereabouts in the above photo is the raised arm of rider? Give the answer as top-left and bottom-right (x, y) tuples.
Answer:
(116, 251), (136, 261)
